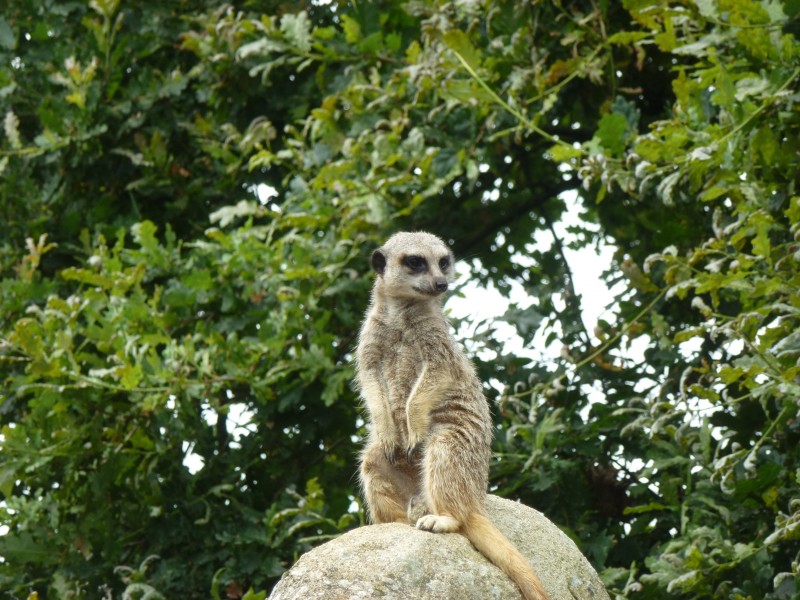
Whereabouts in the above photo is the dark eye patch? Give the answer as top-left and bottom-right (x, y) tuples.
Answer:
(403, 255), (428, 272)
(439, 256), (450, 271)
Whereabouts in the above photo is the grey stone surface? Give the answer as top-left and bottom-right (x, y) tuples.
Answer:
(268, 494), (609, 600)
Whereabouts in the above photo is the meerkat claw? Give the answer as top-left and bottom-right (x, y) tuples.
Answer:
(406, 443), (421, 464)
(383, 444), (399, 465)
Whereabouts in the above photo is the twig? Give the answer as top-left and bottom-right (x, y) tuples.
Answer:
(572, 287), (666, 371)
(542, 211), (593, 348)
(447, 46), (584, 154)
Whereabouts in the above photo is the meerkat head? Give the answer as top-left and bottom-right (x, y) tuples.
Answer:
(371, 231), (454, 300)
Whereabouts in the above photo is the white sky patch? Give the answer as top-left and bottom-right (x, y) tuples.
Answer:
(227, 402), (258, 447)
(252, 183), (279, 206)
(678, 336), (704, 359)
(183, 441), (204, 475)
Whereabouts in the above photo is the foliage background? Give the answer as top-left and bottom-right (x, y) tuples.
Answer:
(1, 0), (799, 598)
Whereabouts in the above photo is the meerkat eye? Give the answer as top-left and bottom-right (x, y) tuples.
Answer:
(403, 255), (427, 272)
(439, 256), (450, 271)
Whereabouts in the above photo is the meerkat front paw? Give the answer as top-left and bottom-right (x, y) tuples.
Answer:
(416, 514), (461, 533)
(406, 442), (422, 464)
(381, 441), (400, 464)
(406, 428), (426, 464)
(373, 424), (401, 464)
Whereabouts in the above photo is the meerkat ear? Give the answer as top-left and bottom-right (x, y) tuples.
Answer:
(371, 249), (387, 275)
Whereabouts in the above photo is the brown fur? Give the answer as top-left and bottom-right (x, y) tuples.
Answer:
(356, 232), (549, 600)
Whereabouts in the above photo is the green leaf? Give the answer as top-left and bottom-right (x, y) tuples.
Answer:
(210, 568), (225, 600)
(656, 170), (682, 205)
(701, 186), (728, 202)
(711, 66), (737, 108)
(0, 17), (16, 50)
(735, 76), (770, 101)
(119, 363), (143, 390)
(667, 570), (702, 593)
(623, 502), (670, 515)
(718, 365), (745, 384)
(280, 11), (312, 53)
(61, 267), (114, 288)
(0, 533), (54, 565)
(750, 211), (772, 259)
(130, 428), (155, 451)
(131, 220), (159, 254)
(442, 29), (481, 71)
(772, 330), (800, 357)
(182, 269), (213, 291)
(321, 368), (351, 406)
(357, 32), (384, 55)
(0, 463), (16, 497)
(695, 0), (718, 19)
(340, 14), (361, 44)
(751, 126), (778, 164)
(765, 0), (788, 21)
(672, 32), (728, 56)
(595, 113), (629, 156)
(607, 31), (650, 45)
(442, 79), (495, 104)
(209, 201), (260, 227)
(674, 327), (705, 343)
(786, 196), (800, 225)
(385, 32), (401, 52)
(548, 144), (583, 162)
(242, 589), (268, 600)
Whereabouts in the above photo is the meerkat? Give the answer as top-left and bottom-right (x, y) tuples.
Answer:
(356, 231), (549, 600)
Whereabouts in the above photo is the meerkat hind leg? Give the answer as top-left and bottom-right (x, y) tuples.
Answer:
(416, 513), (461, 533)
(414, 433), (483, 534)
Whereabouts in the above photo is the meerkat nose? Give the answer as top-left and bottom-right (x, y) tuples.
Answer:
(434, 278), (448, 293)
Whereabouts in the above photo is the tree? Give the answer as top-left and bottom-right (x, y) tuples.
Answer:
(1, 0), (798, 598)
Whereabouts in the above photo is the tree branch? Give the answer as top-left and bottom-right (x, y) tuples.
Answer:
(541, 210), (594, 348)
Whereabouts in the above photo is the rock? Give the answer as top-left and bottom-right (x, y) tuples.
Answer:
(268, 494), (609, 600)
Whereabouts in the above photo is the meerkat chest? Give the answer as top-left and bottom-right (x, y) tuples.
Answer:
(364, 324), (420, 377)
(360, 319), (446, 395)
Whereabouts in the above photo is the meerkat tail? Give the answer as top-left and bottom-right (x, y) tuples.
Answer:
(462, 512), (550, 600)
